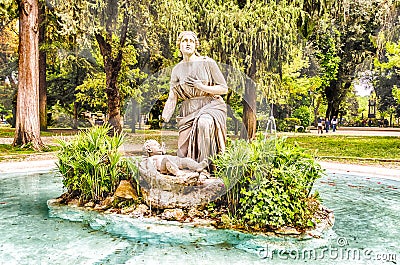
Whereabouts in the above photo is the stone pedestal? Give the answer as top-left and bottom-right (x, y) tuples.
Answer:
(139, 158), (225, 209)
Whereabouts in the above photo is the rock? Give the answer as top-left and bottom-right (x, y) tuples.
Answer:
(131, 204), (150, 218)
(101, 196), (115, 208)
(93, 196), (115, 211)
(139, 158), (226, 209)
(306, 204), (335, 238)
(160, 209), (185, 221)
(198, 171), (211, 183)
(121, 206), (136, 214)
(115, 180), (138, 200)
(67, 199), (80, 207)
(275, 226), (302, 236)
(188, 207), (203, 218)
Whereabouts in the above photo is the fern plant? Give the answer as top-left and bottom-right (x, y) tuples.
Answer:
(56, 125), (138, 202)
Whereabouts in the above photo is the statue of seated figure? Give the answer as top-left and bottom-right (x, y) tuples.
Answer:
(143, 140), (208, 177)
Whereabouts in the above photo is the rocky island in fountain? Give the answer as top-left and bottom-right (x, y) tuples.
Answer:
(51, 31), (334, 239)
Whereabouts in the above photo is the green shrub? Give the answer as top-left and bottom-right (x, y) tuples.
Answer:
(212, 135), (323, 230)
(292, 106), (312, 128)
(227, 116), (241, 134)
(56, 125), (138, 202)
(148, 119), (161, 129)
(277, 117), (301, 132)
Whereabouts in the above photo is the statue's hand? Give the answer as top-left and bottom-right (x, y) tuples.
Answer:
(161, 142), (166, 155)
(161, 114), (170, 123)
(185, 75), (203, 89)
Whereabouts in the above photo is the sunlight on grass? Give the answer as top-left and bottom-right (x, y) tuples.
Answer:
(286, 135), (400, 160)
(0, 144), (59, 158)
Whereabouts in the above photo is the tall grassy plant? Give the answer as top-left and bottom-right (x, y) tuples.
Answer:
(56, 125), (138, 202)
(212, 135), (324, 230)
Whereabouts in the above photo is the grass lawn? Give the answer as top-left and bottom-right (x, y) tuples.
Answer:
(0, 127), (80, 138)
(0, 144), (59, 161)
(0, 127), (179, 159)
(124, 131), (178, 146)
(285, 135), (400, 161)
(0, 127), (15, 137)
(2, 126), (400, 164)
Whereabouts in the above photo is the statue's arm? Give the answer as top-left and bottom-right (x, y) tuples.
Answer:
(190, 81), (228, 95)
(162, 89), (177, 122)
(186, 59), (228, 95)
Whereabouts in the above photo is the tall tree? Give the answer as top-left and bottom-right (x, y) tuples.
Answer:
(49, 0), (148, 133)
(311, 0), (384, 119)
(44, 0), (98, 129)
(94, 0), (130, 134)
(13, 0), (44, 149)
(38, 0), (47, 130)
(374, 41), (400, 116)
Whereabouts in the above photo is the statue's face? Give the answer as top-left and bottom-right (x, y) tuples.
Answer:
(180, 34), (196, 56)
(145, 140), (164, 155)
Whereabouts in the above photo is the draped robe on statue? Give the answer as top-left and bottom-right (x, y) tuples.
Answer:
(169, 57), (227, 163)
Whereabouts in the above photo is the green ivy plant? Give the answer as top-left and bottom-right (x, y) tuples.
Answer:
(56, 125), (138, 202)
(212, 135), (323, 230)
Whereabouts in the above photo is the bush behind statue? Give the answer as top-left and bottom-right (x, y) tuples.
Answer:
(276, 117), (301, 132)
(213, 135), (323, 230)
(292, 106), (313, 128)
(56, 125), (138, 202)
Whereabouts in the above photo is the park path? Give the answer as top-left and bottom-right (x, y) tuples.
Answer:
(308, 127), (400, 137)
(319, 161), (400, 180)
(1, 128), (400, 178)
(0, 135), (75, 145)
(1, 126), (398, 146)
(1, 158), (399, 180)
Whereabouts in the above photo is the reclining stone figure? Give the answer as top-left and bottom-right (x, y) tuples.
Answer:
(142, 139), (208, 177)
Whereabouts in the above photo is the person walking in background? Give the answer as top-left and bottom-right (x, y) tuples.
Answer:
(325, 117), (330, 133)
(331, 116), (337, 132)
(317, 117), (323, 134)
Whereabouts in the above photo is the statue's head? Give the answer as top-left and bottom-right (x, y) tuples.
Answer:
(143, 139), (166, 156)
(176, 31), (200, 57)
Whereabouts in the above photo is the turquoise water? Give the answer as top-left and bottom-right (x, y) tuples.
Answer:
(0, 169), (399, 265)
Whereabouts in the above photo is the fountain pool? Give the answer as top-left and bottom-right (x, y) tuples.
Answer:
(0, 169), (399, 265)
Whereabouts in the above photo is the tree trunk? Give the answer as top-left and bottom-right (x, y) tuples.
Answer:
(325, 80), (350, 120)
(13, 0), (44, 150)
(94, 5), (129, 135)
(241, 81), (257, 139)
(39, 1), (47, 131)
(105, 69), (122, 134)
(240, 55), (257, 140)
(11, 91), (17, 128)
(138, 104), (142, 130)
(130, 98), (137, 133)
(226, 91), (239, 136)
(93, 34), (123, 134)
(72, 101), (78, 129)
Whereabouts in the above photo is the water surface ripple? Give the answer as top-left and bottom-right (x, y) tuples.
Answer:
(0, 170), (399, 265)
